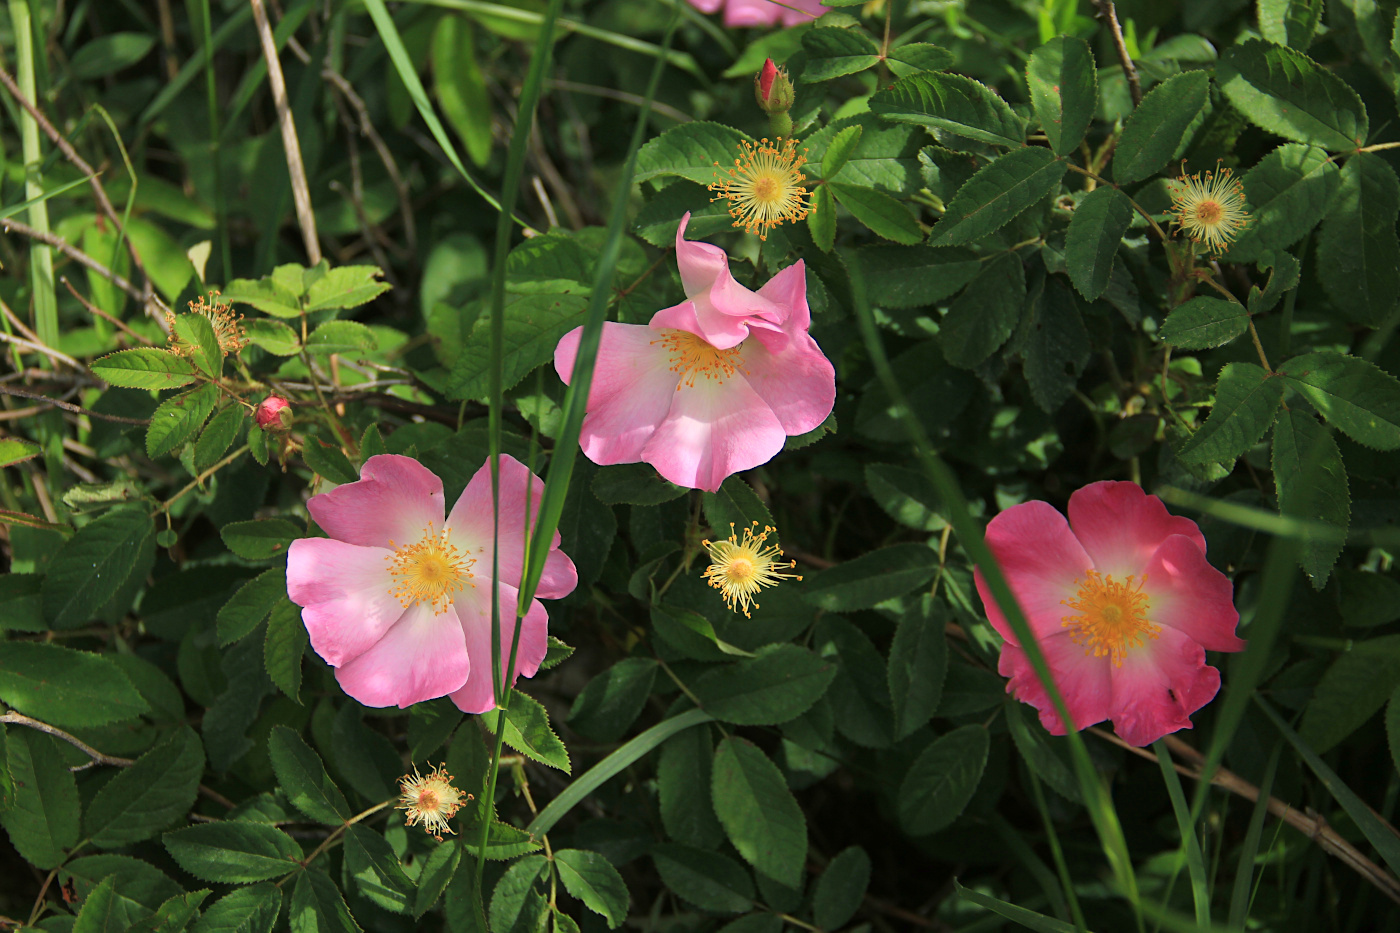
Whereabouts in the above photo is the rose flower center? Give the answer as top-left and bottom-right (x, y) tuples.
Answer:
(387, 524), (474, 614)
(1060, 570), (1160, 666)
(655, 330), (745, 388)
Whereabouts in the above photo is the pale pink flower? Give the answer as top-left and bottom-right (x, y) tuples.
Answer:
(287, 454), (577, 713)
(974, 481), (1244, 747)
(687, 0), (825, 28)
(553, 213), (835, 492)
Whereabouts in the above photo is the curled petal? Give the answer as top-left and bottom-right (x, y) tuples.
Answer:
(308, 454), (445, 549)
(1067, 481), (1206, 579)
(741, 329), (835, 436)
(977, 500), (1093, 644)
(1109, 626), (1222, 746)
(674, 213), (783, 349)
(1143, 536), (1245, 653)
(333, 603), (471, 708)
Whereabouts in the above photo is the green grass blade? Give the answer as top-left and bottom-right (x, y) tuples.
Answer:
(1154, 739), (1211, 926)
(138, 7), (253, 127)
(9, 0), (57, 351)
(1227, 745), (1279, 929)
(0, 175), (89, 222)
(954, 880), (1086, 933)
(526, 709), (714, 838)
(1026, 768), (1089, 932)
(990, 814), (1071, 922)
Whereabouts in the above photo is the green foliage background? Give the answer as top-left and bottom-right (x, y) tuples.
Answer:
(4, 0), (1400, 930)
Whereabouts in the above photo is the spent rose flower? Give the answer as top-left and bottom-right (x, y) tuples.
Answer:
(974, 481), (1244, 747)
(686, 0), (825, 28)
(287, 454), (577, 713)
(553, 212), (835, 492)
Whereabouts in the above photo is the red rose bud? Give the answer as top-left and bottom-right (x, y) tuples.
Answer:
(754, 58), (794, 117)
(759, 58), (778, 101)
(256, 395), (292, 431)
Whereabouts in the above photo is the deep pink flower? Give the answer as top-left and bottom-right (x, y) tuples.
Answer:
(974, 481), (1244, 747)
(686, 0), (825, 28)
(287, 454), (577, 713)
(255, 395), (291, 430)
(553, 213), (835, 492)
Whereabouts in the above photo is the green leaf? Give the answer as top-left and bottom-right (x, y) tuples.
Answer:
(408, 698), (463, 761)
(302, 437), (359, 485)
(292, 868), (363, 932)
(305, 320), (379, 355)
(344, 824), (414, 914)
(930, 147), (1067, 245)
(870, 72), (1024, 148)
(812, 846), (871, 931)
(940, 251), (1025, 368)
(1388, 686), (1400, 777)
(0, 731), (79, 869)
(889, 597), (949, 740)
(1006, 700), (1081, 804)
(1226, 144), (1339, 262)
(703, 476), (776, 545)
(856, 245), (980, 309)
(809, 184), (836, 251)
(821, 124), (864, 180)
(658, 727), (725, 849)
(70, 31), (154, 77)
(864, 462), (944, 532)
(85, 727), (204, 848)
(1178, 362), (1285, 463)
(802, 113), (924, 194)
(72, 875), (125, 933)
(885, 42), (953, 76)
(1338, 568), (1400, 628)
(0, 642), (149, 727)
(1160, 296), (1249, 349)
(691, 644), (837, 725)
(174, 312), (222, 379)
(415, 838), (463, 917)
(92, 347), (199, 389)
(591, 463), (685, 505)
(829, 183), (923, 244)
(163, 821), (304, 883)
(218, 568), (287, 646)
(712, 737), (807, 888)
(1246, 251), (1302, 316)
(243, 318), (301, 356)
(147, 384), (218, 459)
(221, 518), (301, 560)
(1299, 635), (1400, 752)
(1017, 275), (1090, 413)
(1111, 71), (1210, 185)
(1259, 0), (1324, 48)
(568, 658), (658, 742)
(127, 890), (209, 933)
(265, 598), (307, 701)
(1280, 350), (1400, 449)
(801, 27), (880, 81)
(433, 14), (492, 167)
(898, 725), (990, 835)
(1025, 36), (1097, 156)
(194, 405), (243, 472)
(269, 726), (350, 825)
(802, 542), (939, 611)
(0, 436), (41, 467)
(953, 880), (1078, 933)
(815, 617), (894, 748)
(1273, 410), (1349, 588)
(635, 122), (751, 186)
(651, 843), (755, 914)
(489, 855), (549, 933)
(554, 849), (629, 929)
(1216, 39), (1368, 151)
(446, 293), (588, 400)
(189, 883), (281, 933)
(1316, 152), (1400, 327)
(1066, 185), (1133, 300)
(42, 507), (155, 628)
(222, 274), (303, 318)
(481, 690), (571, 772)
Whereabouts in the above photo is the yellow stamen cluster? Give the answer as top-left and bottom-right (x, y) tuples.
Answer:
(1167, 165), (1250, 255)
(166, 290), (246, 356)
(652, 330), (746, 389)
(1060, 570), (1160, 667)
(709, 137), (812, 240)
(386, 524), (474, 614)
(396, 763), (469, 841)
(702, 522), (801, 618)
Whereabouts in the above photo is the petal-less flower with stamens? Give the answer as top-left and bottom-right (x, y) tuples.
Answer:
(286, 454), (578, 712)
(554, 212), (836, 492)
(703, 521), (801, 617)
(1168, 165), (1250, 254)
(397, 763), (469, 841)
(709, 137), (812, 241)
(974, 481), (1245, 747)
(166, 290), (246, 356)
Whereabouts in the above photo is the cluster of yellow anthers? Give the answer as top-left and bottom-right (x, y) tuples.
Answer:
(1167, 165), (1251, 255)
(166, 290), (247, 357)
(397, 763), (469, 841)
(703, 521), (802, 618)
(709, 137), (812, 241)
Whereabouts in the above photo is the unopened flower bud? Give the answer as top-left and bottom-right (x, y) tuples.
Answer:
(256, 395), (292, 431)
(754, 58), (795, 117)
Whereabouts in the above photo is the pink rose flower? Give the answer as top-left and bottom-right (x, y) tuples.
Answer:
(554, 213), (835, 492)
(255, 395), (291, 430)
(974, 481), (1244, 747)
(686, 0), (825, 28)
(287, 454), (577, 713)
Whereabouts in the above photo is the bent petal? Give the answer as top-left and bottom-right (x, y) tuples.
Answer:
(446, 455), (579, 601)
(741, 330), (835, 436)
(1109, 626), (1221, 746)
(999, 632), (1114, 735)
(557, 323), (680, 465)
(1067, 481), (1207, 579)
(722, 0), (782, 25)
(447, 582), (551, 714)
(641, 376), (785, 492)
(1143, 535), (1245, 653)
(976, 500), (1093, 644)
(755, 260), (810, 333)
(334, 602), (471, 708)
(288, 537), (402, 667)
(675, 213), (783, 349)
(308, 454), (445, 549)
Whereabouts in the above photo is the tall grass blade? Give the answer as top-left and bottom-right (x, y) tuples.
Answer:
(1154, 739), (1211, 926)
(9, 0), (57, 351)
(1227, 745), (1279, 929)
